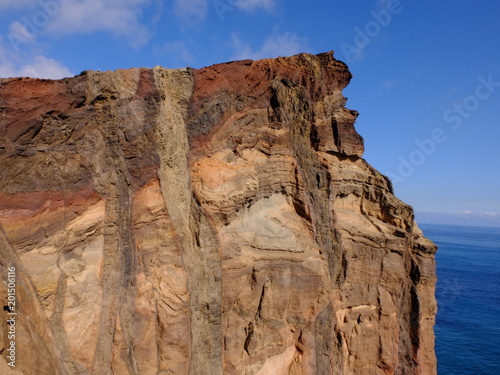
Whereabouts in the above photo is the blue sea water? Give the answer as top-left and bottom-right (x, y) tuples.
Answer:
(419, 224), (500, 375)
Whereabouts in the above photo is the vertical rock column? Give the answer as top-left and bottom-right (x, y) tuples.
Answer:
(269, 78), (344, 374)
(153, 67), (223, 375)
(84, 70), (140, 375)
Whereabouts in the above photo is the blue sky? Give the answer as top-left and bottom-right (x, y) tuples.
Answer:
(1, 0), (499, 227)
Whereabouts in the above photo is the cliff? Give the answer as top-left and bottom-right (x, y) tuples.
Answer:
(0, 52), (437, 375)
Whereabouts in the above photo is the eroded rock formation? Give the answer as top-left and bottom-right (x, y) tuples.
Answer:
(0, 52), (437, 374)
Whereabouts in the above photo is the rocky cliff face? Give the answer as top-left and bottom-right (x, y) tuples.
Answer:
(0, 52), (437, 375)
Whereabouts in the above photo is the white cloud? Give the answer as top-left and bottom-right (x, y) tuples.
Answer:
(4, 0), (153, 47)
(1, 0), (156, 79)
(381, 79), (396, 88)
(7, 21), (38, 53)
(173, 0), (209, 20)
(0, 55), (72, 79)
(484, 212), (498, 218)
(17, 56), (73, 78)
(0, 0), (38, 9)
(1, 0), (154, 79)
(9, 21), (37, 43)
(0, 38), (72, 79)
(176, 0), (274, 22)
(416, 211), (500, 228)
(46, 0), (151, 46)
(156, 41), (195, 68)
(232, 32), (308, 61)
(234, 0), (275, 11)
(457, 210), (499, 220)
(377, 0), (392, 9)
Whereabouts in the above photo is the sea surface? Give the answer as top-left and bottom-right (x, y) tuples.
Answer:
(419, 224), (500, 375)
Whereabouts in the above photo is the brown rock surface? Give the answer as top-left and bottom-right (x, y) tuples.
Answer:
(0, 52), (437, 374)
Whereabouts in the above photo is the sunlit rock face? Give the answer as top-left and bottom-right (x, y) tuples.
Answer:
(0, 52), (437, 375)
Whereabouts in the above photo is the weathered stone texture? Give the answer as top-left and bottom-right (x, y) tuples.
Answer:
(0, 52), (437, 374)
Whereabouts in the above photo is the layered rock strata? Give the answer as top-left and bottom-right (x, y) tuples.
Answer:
(0, 52), (437, 375)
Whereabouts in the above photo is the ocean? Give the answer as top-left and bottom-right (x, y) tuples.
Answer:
(419, 224), (500, 375)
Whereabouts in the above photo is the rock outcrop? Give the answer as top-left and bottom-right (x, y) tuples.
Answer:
(0, 52), (437, 374)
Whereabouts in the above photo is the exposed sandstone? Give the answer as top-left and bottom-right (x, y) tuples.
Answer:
(0, 52), (437, 374)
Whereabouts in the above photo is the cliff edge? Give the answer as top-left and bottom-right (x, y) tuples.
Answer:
(0, 52), (437, 374)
